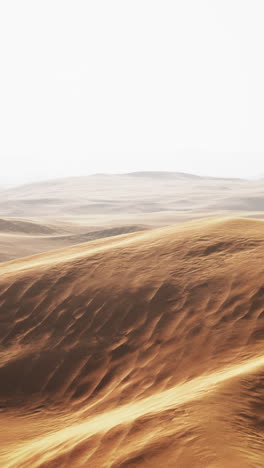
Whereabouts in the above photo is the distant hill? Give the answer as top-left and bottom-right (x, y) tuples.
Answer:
(0, 171), (261, 217)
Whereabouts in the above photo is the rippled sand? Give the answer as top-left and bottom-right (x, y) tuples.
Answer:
(0, 218), (264, 467)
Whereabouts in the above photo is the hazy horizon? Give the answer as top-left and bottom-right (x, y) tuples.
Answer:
(1, 152), (264, 187)
(1, 3), (264, 467)
(1, 1), (264, 186)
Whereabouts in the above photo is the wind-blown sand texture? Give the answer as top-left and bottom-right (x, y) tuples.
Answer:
(0, 217), (264, 467)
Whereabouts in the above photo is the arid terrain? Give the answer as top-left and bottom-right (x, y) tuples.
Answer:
(2, 0), (264, 463)
(1, 172), (264, 262)
(0, 215), (264, 467)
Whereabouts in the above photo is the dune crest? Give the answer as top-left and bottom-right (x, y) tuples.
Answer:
(1, 218), (264, 467)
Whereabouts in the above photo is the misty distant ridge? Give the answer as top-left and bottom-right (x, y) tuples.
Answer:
(0, 171), (264, 262)
(0, 171), (263, 217)
(0, 170), (248, 191)
(125, 171), (246, 181)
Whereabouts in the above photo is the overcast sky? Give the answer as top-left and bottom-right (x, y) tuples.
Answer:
(1, 0), (264, 185)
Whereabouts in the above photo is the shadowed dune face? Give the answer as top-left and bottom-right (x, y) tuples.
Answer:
(0, 218), (264, 467)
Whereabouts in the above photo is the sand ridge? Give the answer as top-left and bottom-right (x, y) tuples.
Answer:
(1, 171), (264, 262)
(0, 218), (264, 466)
(3, 354), (264, 468)
(0, 218), (149, 263)
(1, 172), (262, 217)
(1, 172), (264, 217)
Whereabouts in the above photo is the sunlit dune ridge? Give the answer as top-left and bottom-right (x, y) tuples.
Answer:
(1, 171), (264, 263)
(1, 217), (264, 467)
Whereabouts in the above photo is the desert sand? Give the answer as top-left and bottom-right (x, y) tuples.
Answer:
(1, 172), (264, 262)
(1, 172), (264, 217)
(0, 217), (148, 262)
(0, 217), (264, 467)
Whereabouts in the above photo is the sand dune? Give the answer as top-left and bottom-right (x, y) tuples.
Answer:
(1, 172), (264, 217)
(0, 219), (148, 262)
(1, 218), (264, 467)
(1, 171), (264, 262)
(0, 218), (58, 235)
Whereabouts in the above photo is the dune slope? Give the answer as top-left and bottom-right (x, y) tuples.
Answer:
(0, 218), (264, 467)
(1, 172), (264, 216)
(0, 218), (148, 262)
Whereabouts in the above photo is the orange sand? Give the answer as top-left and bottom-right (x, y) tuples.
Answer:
(0, 218), (264, 467)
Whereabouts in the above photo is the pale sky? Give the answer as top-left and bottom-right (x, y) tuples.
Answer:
(1, 0), (264, 185)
